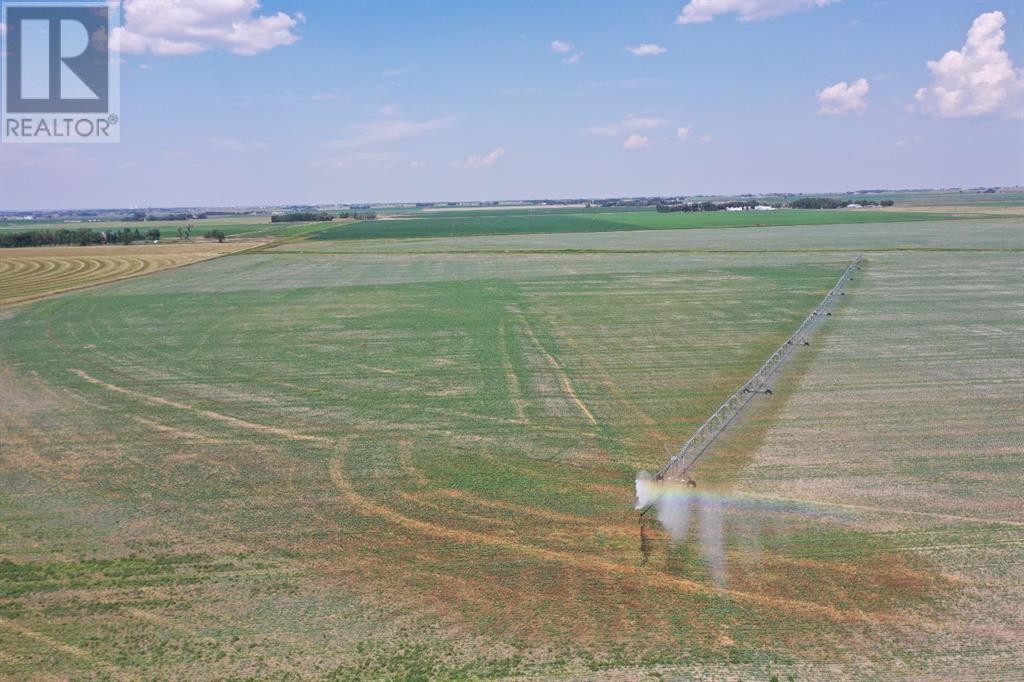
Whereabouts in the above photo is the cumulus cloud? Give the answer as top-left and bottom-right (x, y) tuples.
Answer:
(550, 39), (573, 53)
(325, 115), (459, 149)
(565, 52), (583, 65)
(622, 134), (649, 149)
(913, 11), (1024, 118)
(816, 78), (869, 114)
(677, 126), (691, 140)
(628, 43), (667, 56)
(699, 133), (713, 143)
(451, 147), (505, 169)
(581, 115), (669, 136)
(111, 0), (302, 56)
(676, 0), (836, 25)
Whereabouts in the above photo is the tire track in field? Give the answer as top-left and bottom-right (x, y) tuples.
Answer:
(327, 458), (894, 624)
(497, 318), (528, 421)
(71, 369), (334, 444)
(68, 368), (924, 626)
(0, 616), (123, 676)
(513, 307), (598, 426)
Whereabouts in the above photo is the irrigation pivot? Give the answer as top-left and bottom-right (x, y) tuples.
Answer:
(646, 255), (863, 492)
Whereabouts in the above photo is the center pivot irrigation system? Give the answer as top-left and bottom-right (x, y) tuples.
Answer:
(643, 255), (864, 500)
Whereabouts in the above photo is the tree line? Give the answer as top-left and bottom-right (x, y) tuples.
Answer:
(656, 197), (895, 212)
(656, 200), (767, 213)
(122, 212), (212, 221)
(787, 197), (893, 209)
(0, 227), (163, 248)
(269, 211), (378, 223)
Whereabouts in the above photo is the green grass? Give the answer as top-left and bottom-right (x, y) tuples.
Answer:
(312, 208), (952, 241)
(0, 219), (1021, 678)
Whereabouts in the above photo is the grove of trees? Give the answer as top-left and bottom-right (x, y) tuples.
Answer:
(0, 228), (148, 248)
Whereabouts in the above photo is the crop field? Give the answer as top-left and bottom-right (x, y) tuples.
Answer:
(0, 243), (249, 306)
(312, 208), (952, 242)
(0, 216), (1021, 678)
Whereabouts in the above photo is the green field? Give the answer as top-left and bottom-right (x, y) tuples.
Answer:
(312, 209), (952, 241)
(1, 216), (1021, 678)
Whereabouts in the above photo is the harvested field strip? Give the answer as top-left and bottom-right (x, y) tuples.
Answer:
(0, 245), (248, 305)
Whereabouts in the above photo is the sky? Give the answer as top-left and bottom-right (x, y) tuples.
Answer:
(1, 0), (1022, 209)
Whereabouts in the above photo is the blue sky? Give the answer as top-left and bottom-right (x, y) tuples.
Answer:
(1, 0), (1022, 209)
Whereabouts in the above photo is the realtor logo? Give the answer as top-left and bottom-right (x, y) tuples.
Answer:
(2, 1), (120, 143)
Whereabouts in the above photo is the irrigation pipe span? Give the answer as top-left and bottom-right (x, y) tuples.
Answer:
(647, 255), (863, 490)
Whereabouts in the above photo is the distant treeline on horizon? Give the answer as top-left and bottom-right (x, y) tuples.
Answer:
(656, 197), (895, 212)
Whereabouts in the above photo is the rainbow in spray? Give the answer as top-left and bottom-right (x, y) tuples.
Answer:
(636, 471), (852, 586)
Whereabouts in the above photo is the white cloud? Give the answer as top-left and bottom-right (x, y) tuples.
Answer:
(913, 11), (1024, 118)
(565, 52), (583, 65)
(206, 136), (268, 152)
(627, 43), (667, 56)
(382, 66), (415, 78)
(325, 115), (459, 149)
(451, 147), (505, 169)
(816, 78), (869, 114)
(550, 39), (573, 53)
(409, 160), (426, 169)
(676, 0), (836, 25)
(699, 133), (713, 143)
(676, 126), (691, 140)
(622, 134), (649, 149)
(581, 115), (669, 137)
(313, 152), (404, 171)
(111, 0), (302, 56)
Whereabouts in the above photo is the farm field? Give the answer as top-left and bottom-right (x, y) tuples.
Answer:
(275, 217), (1023, 255)
(312, 208), (953, 242)
(0, 242), (249, 306)
(0, 217), (1021, 678)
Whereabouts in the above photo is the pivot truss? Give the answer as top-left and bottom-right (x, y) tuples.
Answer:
(654, 255), (863, 485)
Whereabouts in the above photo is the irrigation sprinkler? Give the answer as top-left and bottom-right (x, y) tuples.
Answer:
(641, 255), (863, 500)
